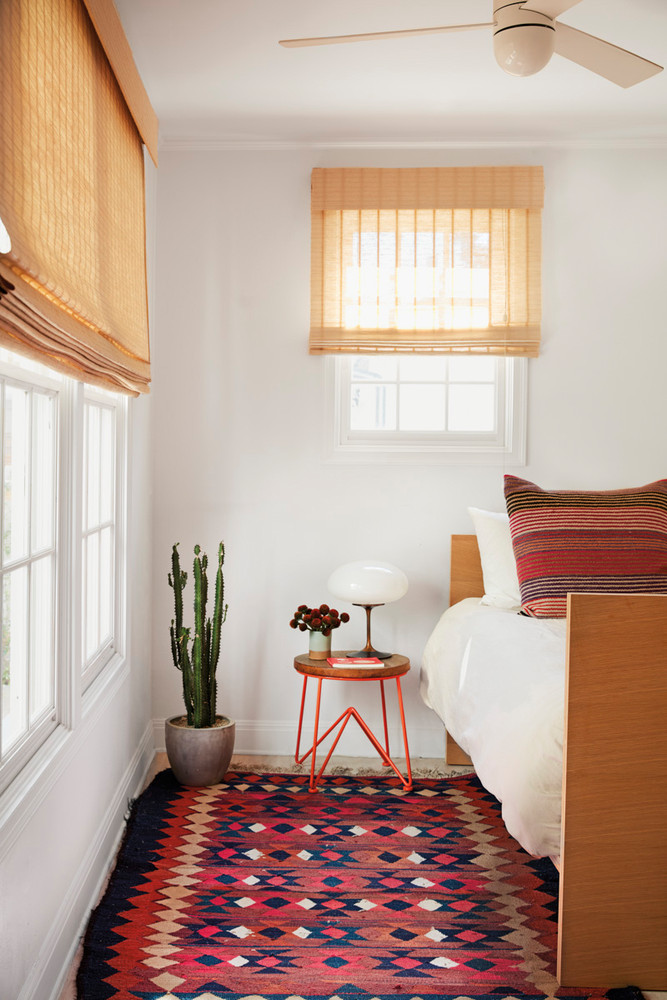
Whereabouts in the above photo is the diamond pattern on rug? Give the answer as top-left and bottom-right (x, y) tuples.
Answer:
(76, 770), (637, 1000)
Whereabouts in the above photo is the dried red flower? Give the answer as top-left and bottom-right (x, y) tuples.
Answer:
(290, 603), (350, 634)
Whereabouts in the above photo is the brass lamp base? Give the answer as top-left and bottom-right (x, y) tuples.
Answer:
(346, 604), (392, 659)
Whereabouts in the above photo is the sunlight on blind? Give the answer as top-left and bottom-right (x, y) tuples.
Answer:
(311, 167), (543, 356)
(341, 211), (495, 331)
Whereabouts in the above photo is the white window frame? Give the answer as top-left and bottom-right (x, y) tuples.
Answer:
(0, 358), (65, 793)
(328, 356), (527, 465)
(0, 349), (128, 796)
(80, 385), (127, 691)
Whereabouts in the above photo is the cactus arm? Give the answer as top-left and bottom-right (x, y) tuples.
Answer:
(170, 621), (179, 669)
(201, 554), (211, 724)
(171, 544), (184, 634)
(209, 543), (227, 725)
(192, 547), (205, 728)
(201, 552), (208, 623)
(179, 630), (195, 726)
(204, 619), (213, 725)
(199, 627), (210, 726)
(210, 543), (226, 674)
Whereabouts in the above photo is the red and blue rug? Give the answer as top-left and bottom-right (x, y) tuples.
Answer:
(77, 769), (639, 1000)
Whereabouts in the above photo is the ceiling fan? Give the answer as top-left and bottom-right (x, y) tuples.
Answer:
(279, 1), (663, 87)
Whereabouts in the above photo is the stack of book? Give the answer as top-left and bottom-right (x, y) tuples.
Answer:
(326, 657), (384, 667)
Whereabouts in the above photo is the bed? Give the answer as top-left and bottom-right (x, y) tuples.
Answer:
(420, 483), (667, 991)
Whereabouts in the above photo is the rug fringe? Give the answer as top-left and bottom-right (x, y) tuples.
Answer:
(229, 760), (474, 779)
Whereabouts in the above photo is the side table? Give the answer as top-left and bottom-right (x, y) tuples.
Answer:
(293, 651), (413, 792)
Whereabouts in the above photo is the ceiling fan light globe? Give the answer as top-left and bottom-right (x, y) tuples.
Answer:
(494, 24), (555, 77)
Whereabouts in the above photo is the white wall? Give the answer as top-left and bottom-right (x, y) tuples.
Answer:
(151, 144), (667, 758)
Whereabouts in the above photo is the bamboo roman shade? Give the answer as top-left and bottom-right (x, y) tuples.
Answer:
(0, 0), (156, 395)
(310, 166), (544, 357)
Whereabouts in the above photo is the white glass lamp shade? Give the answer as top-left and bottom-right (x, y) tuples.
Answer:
(327, 561), (408, 606)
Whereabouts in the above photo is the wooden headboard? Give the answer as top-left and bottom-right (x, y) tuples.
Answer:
(449, 534), (484, 606)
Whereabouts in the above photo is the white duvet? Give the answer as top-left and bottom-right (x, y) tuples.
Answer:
(420, 599), (567, 860)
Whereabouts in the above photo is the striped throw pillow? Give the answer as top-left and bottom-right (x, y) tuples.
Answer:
(504, 475), (667, 618)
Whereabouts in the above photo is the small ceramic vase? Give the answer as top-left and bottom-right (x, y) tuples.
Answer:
(309, 630), (331, 660)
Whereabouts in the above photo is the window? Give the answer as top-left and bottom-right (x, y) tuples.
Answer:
(0, 360), (59, 783)
(0, 349), (127, 793)
(81, 388), (126, 688)
(343, 225), (494, 333)
(332, 355), (526, 463)
(311, 168), (538, 463)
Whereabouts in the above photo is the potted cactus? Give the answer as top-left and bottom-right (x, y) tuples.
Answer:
(165, 541), (235, 786)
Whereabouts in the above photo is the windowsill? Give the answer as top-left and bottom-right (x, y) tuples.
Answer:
(325, 444), (526, 466)
(81, 650), (128, 718)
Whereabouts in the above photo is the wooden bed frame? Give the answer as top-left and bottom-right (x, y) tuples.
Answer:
(447, 535), (667, 990)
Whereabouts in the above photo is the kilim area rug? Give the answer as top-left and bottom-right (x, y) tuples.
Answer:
(77, 769), (641, 1000)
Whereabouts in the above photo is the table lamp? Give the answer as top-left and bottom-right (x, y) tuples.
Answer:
(327, 560), (408, 658)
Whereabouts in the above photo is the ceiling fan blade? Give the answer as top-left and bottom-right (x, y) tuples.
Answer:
(554, 21), (663, 87)
(279, 22), (493, 48)
(520, 0), (582, 18)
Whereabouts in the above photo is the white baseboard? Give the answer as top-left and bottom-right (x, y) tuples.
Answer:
(153, 716), (446, 759)
(22, 722), (155, 1000)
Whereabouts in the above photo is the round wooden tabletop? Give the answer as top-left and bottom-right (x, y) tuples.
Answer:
(293, 651), (410, 680)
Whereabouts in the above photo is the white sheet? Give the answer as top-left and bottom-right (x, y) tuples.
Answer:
(420, 599), (567, 859)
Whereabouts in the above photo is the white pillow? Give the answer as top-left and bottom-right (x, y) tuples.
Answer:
(468, 506), (521, 610)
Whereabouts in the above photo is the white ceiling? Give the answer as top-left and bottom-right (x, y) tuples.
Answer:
(114, 0), (667, 146)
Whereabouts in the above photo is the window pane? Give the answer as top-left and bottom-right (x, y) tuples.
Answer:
(84, 532), (100, 661)
(449, 356), (496, 382)
(2, 566), (28, 753)
(4, 385), (30, 563)
(398, 356), (447, 382)
(99, 526), (113, 646)
(350, 357), (397, 382)
(30, 555), (54, 721)
(448, 384), (496, 431)
(82, 393), (122, 680)
(32, 392), (56, 552)
(350, 384), (397, 431)
(85, 403), (101, 530)
(99, 408), (114, 524)
(399, 384), (446, 431)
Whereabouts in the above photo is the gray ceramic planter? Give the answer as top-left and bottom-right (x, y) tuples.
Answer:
(165, 715), (236, 786)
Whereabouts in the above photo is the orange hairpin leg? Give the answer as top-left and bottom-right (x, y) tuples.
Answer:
(295, 673), (413, 793)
